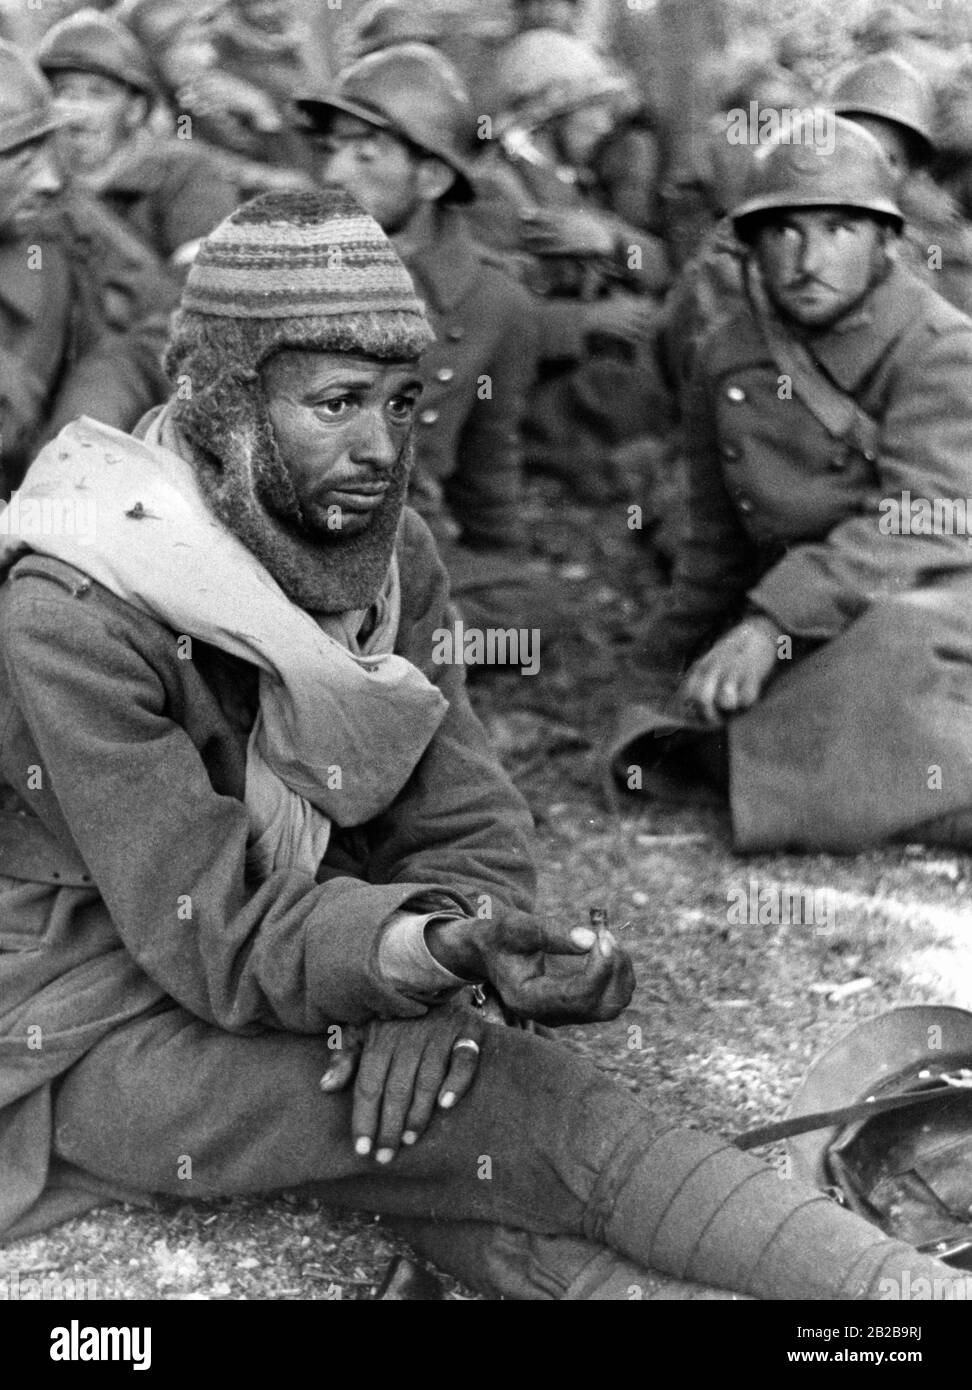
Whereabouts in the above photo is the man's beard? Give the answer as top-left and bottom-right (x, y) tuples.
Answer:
(178, 389), (412, 615)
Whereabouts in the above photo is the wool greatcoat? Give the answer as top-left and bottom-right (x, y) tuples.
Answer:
(635, 260), (972, 852)
(0, 498), (537, 1240)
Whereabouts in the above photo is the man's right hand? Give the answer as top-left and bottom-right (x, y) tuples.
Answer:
(584, 294), (657, 346)
(426, 912), (636, 1026)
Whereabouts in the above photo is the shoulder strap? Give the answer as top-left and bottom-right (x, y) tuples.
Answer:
(746, 263), (880, 459)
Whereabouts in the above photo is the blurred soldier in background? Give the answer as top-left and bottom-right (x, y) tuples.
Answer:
(474, 26), (670, 500)
(36, 8), (241, 271)
(112, 0), (314, 176)
(298, 43), (555, 642)
(829, 51), (972, 317)
(850, 2), (968, 90)
(0, 41), (173, 499)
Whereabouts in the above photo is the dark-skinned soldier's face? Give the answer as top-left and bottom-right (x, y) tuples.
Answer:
(261, 349), (422, 539)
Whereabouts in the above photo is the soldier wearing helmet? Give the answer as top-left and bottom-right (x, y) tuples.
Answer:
(36, 8), (240, 269)
(114, 0), (314, 175)
(297, 43), (557, 649)
(828, 52), (972, 318)
(619, 114), (972, 854)
(0, 39), (174, 498)
(642, 58), (972, 577)
(466, 27), (670, 499)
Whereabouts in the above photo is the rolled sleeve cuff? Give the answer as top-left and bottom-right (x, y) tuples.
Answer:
(378, 910), (476, 1001)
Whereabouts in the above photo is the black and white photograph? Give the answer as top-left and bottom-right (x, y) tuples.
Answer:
(1, 0), (971, 1355)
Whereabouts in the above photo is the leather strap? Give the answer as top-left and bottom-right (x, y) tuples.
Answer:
(747, 263), (880, 459)
(0, 809), (93, 888)
(735, 1084), (962, 1151)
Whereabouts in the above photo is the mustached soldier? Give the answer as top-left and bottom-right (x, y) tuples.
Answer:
(621, 116), (972, 853)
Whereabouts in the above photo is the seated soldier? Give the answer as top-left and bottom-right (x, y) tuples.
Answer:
(298, 44), (554, 646)
(114, 0), (315, 176)
(0, 190), (962, 1302)
(619, 117), (972, 854)
(0, 40), (174, 499)
(36, 7), (241, 271)
(474, 26), (670, 497)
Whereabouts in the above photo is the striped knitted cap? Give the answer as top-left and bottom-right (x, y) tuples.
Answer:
(181, 188), (432, 352)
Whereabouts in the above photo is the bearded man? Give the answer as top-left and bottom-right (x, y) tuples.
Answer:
(0, 190), (961, 1301)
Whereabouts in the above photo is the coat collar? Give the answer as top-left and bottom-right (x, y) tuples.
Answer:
(393, 208), (479, 314)
(752, 260), (927, 393)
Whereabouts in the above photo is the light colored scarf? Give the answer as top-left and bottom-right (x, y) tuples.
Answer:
(0, 411), (449, 878)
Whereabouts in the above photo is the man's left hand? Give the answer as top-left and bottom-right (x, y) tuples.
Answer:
(678, 615), (780, 725)
(319, 1004), (485, 1164)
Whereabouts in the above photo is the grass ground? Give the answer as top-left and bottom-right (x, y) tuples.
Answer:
(3, 480), (971, 1301)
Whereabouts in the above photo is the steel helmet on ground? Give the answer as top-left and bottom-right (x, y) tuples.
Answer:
(731, 112), (903, 232)
(0, 40), (65, 155)
(787, 1005), (972, 1267)
(296, 43), (477, 203)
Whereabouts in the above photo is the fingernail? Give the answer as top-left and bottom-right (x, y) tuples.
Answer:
(375, 1148), (395, 1165)
(402, 1131), (417, 1145)
(570, 927), (596, 949)
(354, 1136), (371, 1156)
(439, 1091), (456, 1109)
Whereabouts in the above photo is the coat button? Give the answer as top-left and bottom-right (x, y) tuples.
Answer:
(737, 496), (754, 514)
(726, 385), (746, 402)
(721, 444), (740, 461)
(435, 367), (455, 383)
(419, 409), (440, 426)
(446, 326), (464, 341)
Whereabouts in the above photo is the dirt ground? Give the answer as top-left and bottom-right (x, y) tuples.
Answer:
(4, 480), (972, 1301)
